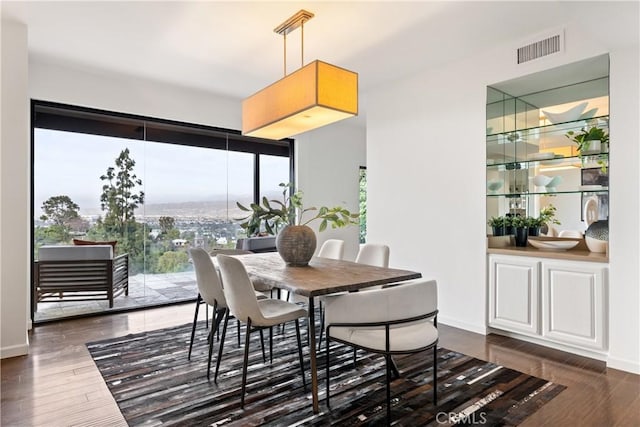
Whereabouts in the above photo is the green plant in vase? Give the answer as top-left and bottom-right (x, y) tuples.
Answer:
(487, 216), (505, 236)
(565, 126), (609, 172)
(236, 183), (359, 266)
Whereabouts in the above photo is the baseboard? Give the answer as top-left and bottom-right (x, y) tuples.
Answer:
(607, 355), (640, 374)
(438, 315), (487, 335)
(1, 343), (29, 359)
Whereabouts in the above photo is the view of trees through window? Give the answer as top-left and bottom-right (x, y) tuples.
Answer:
(33, 104), (291, 319)
(359, 167), (367, 243)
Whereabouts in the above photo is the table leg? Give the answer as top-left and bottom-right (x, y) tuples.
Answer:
(308, 296), (319, 413)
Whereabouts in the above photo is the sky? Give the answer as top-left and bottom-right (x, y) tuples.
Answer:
(34, 129), (289, 217)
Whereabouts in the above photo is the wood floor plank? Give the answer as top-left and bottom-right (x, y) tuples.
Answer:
(2, 302), (639, 426)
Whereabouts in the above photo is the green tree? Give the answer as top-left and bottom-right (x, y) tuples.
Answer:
(359, 168), (367, 243)
(40, 195), (80, 226)
(39, 195), (81, 242)
(100, 148), (145, 235)
(159, 216), (175, 234)
(156, 250), (190, 273)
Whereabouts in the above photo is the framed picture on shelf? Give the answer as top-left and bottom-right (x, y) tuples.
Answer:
(580, 167), (609, 221)
(581, 193), (609, 221)
(581, 167), (608, 186)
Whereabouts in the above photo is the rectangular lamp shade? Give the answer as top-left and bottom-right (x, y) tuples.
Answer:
(242, 60), (358, 140)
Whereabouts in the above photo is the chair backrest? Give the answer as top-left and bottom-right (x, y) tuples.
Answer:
(216, 254), (264, 324)
(189, 248), (227, 308)
(325, 279), (437, 326)
(355, 243), (390, 268)
(317, 239), (345, 260)
(38, 245), (113, 261)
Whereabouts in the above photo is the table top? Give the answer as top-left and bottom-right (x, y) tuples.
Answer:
(229, 252), (422, 297)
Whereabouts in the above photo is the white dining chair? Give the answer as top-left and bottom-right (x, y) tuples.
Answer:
(355, 243), (390, 268)
(324, 279), (439, 423)
(318, 243), (391, 351)
(216, 254), (308, 408)
(317, 239), (345, 260)
(188, 248), (266, 381)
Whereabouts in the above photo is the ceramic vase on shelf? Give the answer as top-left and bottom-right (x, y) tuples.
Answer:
(583, 197), (608, 253)
(276, 225), (317, 266)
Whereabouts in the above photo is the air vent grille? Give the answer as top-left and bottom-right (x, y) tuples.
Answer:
(517, 34), (562, 64)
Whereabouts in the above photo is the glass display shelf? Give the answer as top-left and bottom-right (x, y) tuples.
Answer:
(487, 188), (609, 197)
(486, 153), (608, 169)
(486, 114), (609, 138)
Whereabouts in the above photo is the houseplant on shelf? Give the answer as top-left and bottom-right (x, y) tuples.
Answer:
(487, 216), (505, 236)
(565, 126), (609, 172)
(236, 183), (359, 266)
(512, 215), (534, 247)
(536, 204), (561, 235)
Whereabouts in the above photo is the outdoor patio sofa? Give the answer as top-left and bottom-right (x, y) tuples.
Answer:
(35, 244), (129, 309)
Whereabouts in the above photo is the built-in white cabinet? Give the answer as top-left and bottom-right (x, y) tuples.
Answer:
(488, 254), (608, 354)
(542, 260), (607, 350)
(488, 256), (539, 335)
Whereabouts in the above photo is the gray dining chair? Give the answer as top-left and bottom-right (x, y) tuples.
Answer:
(216, 254), (308, 408)
(324, 279), (439, 423)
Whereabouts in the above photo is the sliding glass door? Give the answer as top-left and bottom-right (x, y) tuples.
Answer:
(32, 101), (292, 322)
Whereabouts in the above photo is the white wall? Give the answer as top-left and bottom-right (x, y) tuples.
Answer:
(366, 22), (639, 372)
(295, 121), (366, 261)
(1, 19), (30, 358)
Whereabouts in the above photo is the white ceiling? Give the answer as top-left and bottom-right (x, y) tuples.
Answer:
(2, 1), (638, 101)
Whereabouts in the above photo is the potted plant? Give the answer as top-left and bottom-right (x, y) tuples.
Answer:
(503, 214), (516, 236)
(487, 216), (505, 236)
(565, 126), (609, 172)
(537, 204), (561, 235)
(236, 183), (359, 266)
(511, 215), (533, 247)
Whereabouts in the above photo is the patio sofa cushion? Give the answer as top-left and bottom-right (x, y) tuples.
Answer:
(72, 238), (118, 251)
(39, 244), (113, 261)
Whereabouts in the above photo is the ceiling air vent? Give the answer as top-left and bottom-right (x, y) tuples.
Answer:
(517, 31), (564, 64)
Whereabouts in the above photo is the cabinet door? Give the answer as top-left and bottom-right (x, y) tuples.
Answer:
(488, 255), (540, 335)
(542, 261), (607, 350)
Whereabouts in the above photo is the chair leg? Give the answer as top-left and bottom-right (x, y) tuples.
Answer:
(237, 320), (241, 347)
(188, 294), (202, 360)
(433, 345), (438, 404)
(241, 318), (252, 409)
(326, 334), (331, 408)
(317, 302), (325, 352)
(207, 308), (225, 380)
(295, 319), (306, 389)
(386, 353), (391, 424)
(353, 348), (357, 368)
(259, 329), (266, 363)
(214, 309), (230, 383)
(269, 326), (273, 364)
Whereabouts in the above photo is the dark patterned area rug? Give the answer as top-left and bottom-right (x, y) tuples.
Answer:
(87, 320), (565, 426)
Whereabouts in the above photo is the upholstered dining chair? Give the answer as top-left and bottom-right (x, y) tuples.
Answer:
(188, 248), (266, 381)
(355, 243), (390, 268)
(216, 254), (308, 408)
(318, 239), (345, 260)
(324, 279), (439, 423)
(317, 243), (390, 351)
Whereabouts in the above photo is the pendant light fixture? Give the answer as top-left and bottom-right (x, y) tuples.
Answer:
(242, 10), (358, 140)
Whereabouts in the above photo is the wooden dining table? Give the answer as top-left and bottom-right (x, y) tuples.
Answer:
(229, 251), (422, 413)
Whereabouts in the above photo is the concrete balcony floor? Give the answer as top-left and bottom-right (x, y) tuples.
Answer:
(34, 271), (197, 323)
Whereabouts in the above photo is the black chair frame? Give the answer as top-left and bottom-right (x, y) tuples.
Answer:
(326, 310), (439, 425)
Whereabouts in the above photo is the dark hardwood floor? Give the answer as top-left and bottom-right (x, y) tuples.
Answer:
(2, 302), (639, 426)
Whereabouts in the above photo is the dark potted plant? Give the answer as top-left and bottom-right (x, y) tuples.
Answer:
(512, 215), (533, 247)
(504, 214), (516, 236)
(237, 183), (359, 266)
(487, 216), (505, 236)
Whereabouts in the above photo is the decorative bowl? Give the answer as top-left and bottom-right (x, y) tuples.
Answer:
(579, 108), (599, 120)
(528, 239), (580, 251)
(487, 180), (503, 193)
(542, 101), (589, 124)
(545, 176), (563, 192)
(533, 174), (552, 187)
